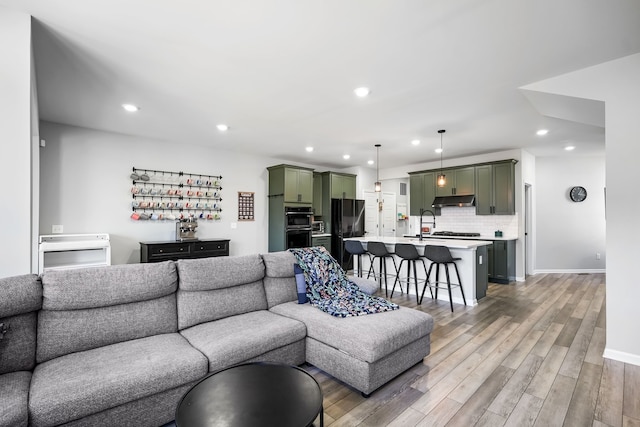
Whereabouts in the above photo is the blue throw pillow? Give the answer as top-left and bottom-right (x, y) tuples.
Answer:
(293, 264), (308, 304)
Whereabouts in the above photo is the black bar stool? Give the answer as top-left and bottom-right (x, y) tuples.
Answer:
(390, 243), (429, 302)
(344, 240), (372, 277)
(366, 241), (398, 297)
(420, 245), (466, 312)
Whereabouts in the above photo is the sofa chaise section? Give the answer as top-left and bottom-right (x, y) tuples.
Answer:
(30, 262), (208, 427)
(262, 250), (434, 396)
(176, 255), (306, 372)
(0, 274), (41, 427)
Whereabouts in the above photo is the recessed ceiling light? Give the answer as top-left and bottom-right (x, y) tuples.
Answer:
(216, 124), (229, 131)
(435, 148), (443, 154)
(367, 160), (374, 165)
(565, 146), (575, 151)
(122, 103), (139, 112)
(536, 129), (549, 136)
(305, 146), (314, 152)
(411, 140), (420, 146)
(343, 154), (350, 160)
(354, 87), (370, 97)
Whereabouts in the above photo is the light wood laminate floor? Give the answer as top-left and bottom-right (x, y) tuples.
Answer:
(305, 273), (640, 427)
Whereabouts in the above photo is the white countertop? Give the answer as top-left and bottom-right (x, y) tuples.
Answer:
(312, 233), (331, 238)
(403, 234), (518, 241)
(345, 236), (492, 249)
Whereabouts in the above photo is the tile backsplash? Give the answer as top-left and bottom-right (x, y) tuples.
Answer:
(411, 207), (518, 238)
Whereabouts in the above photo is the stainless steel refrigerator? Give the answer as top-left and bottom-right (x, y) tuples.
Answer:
(331, 198), (365, 269)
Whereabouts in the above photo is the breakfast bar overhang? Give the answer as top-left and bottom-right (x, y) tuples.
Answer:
(343, 237), (493, 306)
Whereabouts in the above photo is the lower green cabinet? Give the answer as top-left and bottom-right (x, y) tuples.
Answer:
(312, 235), (331, 249)
(487, 239), (515, 284)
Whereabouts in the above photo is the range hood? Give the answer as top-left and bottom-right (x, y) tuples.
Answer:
(432, 195), (476, 208)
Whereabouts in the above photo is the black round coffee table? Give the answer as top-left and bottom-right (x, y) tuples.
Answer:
(175, 362), (323, 427)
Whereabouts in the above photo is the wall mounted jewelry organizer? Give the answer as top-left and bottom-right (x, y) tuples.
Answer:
(129, 167), (223, 221)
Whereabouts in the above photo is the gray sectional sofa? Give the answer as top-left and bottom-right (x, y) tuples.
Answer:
(0, 250), (433, 427)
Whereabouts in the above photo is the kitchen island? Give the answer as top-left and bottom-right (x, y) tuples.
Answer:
(344, 236), (492, 307)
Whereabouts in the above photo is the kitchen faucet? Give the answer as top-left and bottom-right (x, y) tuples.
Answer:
(419, 209), (436, 241)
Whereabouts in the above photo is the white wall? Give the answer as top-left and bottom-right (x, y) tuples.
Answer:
(38, 121), (317, 264)
(0, 8), (33, 277)
(535, 156), (606, 271)
(524, 53), (640, 365)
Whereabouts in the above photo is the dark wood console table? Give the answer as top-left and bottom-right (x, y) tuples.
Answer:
(140, 239), (230, 263)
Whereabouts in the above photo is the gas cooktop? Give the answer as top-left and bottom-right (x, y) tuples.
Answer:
(432, 231), (481, 237)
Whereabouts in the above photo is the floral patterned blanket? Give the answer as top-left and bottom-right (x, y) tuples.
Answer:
(289, 246), (399, 317)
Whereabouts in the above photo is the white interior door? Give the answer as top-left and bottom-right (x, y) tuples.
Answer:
(382, 192), (396, 237)
(363, 190), (379, 237)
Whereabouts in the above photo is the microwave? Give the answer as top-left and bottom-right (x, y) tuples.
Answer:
(311, 221), (324, 234)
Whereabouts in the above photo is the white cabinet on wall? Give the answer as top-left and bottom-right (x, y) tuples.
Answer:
(38, 234), (111, 274)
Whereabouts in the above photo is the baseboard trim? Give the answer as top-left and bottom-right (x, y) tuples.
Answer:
(603, 348), (640, 367)
(533, 269), (606, 274)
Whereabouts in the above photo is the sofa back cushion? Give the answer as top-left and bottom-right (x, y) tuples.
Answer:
(0, 274), (41, 374)
(176, 254), (267, 330)
(37, 261), (178, 363)
(261, 251), (298, 309)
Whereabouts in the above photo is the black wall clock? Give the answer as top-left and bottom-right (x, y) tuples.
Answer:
(569, 186), (587, 202)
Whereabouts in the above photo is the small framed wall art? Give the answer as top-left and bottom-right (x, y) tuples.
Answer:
(238, 192), (254, 221)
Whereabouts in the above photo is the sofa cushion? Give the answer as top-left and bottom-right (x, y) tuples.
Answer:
(180, 310), (306, 372)
(0, 371), (30, 427)
(293, 264), (308, 304)
(37, 262), (179, 363)
(0, 312), (37, 374)
(262, 250), (297, 278)
(37, 294), (177, 363)
(176, 255), (268, 329)
(176, 254), (264, 291)
(29, 333), (208, 427)
(270, 302), (433, 363)
(41, 261), (177, 310)
(350, 276), (378, 295)
(0, 274), (41, 318)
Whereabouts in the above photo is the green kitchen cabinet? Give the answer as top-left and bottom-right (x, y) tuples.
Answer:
(268, 164), (314, 204)
(312, 235), (331, 249)
(487, 239), (516, 284)
(328, 172), (356, 199)
(435, 166), (475, 196)
(313, 172), (323, 215)
(475, 161), (515, 215)
(409, 172), (439, 216)
(320, 171), (357, 227)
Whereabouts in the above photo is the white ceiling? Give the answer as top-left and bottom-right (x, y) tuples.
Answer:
(3, 0), (640, 169)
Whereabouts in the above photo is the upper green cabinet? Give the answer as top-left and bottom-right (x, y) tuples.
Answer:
(409, 160), (516, 216)
(320, 171), (357, 223)
(268, 164), (314, 204)
(475, 161), (515, 215)
(328, 173), (356, 199)
(435, 166), (475, 196)
(409, 172), (438, 216)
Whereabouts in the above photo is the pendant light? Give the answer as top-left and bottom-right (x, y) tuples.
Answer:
(437, 129), (446, 187)
(374, 144), (382, 192)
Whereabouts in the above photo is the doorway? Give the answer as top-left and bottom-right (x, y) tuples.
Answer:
(363, 190), (379, 237)
(525, 183), (533, 276)
(381, 192), (397, 237)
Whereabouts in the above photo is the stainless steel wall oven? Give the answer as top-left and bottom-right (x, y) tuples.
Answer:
(284, 206), (313, 249)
